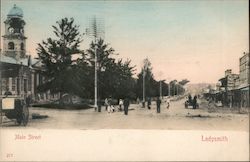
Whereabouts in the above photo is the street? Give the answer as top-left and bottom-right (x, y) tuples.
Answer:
(1, 98), (249, 131)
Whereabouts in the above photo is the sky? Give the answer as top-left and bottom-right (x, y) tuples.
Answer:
(1, 0), (249, 83)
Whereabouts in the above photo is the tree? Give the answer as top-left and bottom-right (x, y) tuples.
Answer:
(113, 59), (136, 99)
(86, 38), (136, 100)
(161, 81), (169, 96)
(135, 58), (158, 99)
(36, 17), (84, 100)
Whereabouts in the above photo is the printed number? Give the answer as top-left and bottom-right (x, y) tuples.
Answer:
(6, 153), (13, 158)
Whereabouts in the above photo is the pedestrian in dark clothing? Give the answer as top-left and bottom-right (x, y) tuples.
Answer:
(188, 94), (192, 105)
(107, 96), (113, 113)
(193, 95), (197, 109)
(123, 98), (130, 115)
(97, 99), (102, 112)
(156, 97), (161, 113)
(147, 97), (151, 109)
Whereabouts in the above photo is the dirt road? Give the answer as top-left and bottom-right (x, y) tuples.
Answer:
(1, 99), (249, 131)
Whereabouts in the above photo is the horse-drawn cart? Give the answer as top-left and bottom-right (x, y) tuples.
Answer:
(0, 96), (29, 126)
(184, 99), (199, 109)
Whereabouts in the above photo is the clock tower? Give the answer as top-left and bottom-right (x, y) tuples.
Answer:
(2, 4), (27, 59)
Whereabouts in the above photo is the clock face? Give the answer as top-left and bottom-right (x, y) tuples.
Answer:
(8, 27), (14, 33)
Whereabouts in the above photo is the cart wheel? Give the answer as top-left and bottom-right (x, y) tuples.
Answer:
(22, 105), (29, 126)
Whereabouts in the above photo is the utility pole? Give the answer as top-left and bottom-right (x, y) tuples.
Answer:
(143, 69), (145, 107)
(173, 83), (175, 96)
(168, 83), (171, 97)
(176, 83), (178, 96)
(159, 79), (165, 99)
(160, 81), (162, 99)
(87, 16), (104, 111)
(142, 58), (149, 108)
(94, 37), (97, 110)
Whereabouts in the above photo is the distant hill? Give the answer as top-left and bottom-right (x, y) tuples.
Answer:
(185, 83), (216, 95)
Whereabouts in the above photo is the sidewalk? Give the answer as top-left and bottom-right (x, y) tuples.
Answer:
(199, 99), (250, 114)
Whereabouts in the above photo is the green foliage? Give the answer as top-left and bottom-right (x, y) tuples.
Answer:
(135, 58), (159, 98)
(86, 38), (136, 99)
(135, 58), (188, 98)
(36, 18), (187, 101)
(36, 17), (84, 97)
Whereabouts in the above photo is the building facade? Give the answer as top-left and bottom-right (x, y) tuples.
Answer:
(0, 4), (31, 97)
(239, 52), (250, 107)
(219, 69), (239, 91)
(0, 5), (59, 102)
(212, 52), (250, 108)
(239, 52), (250, 86)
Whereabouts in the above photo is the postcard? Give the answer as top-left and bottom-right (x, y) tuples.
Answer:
(0, 0), (249, 161)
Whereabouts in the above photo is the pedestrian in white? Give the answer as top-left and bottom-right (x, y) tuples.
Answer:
(119, 99), (123, 111)
(107, 105), (111, 113)
(104, 98), (108, 111)
(108, 105), (115, 113)
(107, 97), (113, 113)
(166, 97), (170, 109)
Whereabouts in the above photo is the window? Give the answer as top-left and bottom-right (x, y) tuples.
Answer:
(24, 79), (27, 93)
(17, 78), (20, 95)
(1, 78), (9, 92)
(28, 74), (31, 91)
(12, 77), (16, 91)
(8, 42), (14, 50)
(21, 43), (24, 50)
(1, 78), (7, 92)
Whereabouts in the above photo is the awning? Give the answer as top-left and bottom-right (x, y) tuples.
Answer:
(241, 87), (249, 91)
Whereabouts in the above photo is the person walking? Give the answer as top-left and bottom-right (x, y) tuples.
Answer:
(166, 97), (170, 109)
(97, 98), (102, 112)
(147, 97), (151, 109)
(188, 94), (192, 105)
(193, 95), (197, 109)
(104, 98), (108, 111)
(107, 96), (113, 113)
(156, 97), (161, 113)
(119, 99), (123, 111)
(136, 98), (140, 104)
(123, 98), (130, 115)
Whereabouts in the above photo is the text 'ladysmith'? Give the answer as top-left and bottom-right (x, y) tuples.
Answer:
(201, 135), (228, 142)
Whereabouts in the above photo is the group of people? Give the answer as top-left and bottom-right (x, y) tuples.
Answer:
(104, 97), (130, 115)
(102, 96), (170, 115)
(102, 96), (171, 115)
(186, 94), (198, 109)
(146, 96), (171, 113)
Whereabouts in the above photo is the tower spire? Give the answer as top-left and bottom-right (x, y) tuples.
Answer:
(3, 4), (27, 59)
